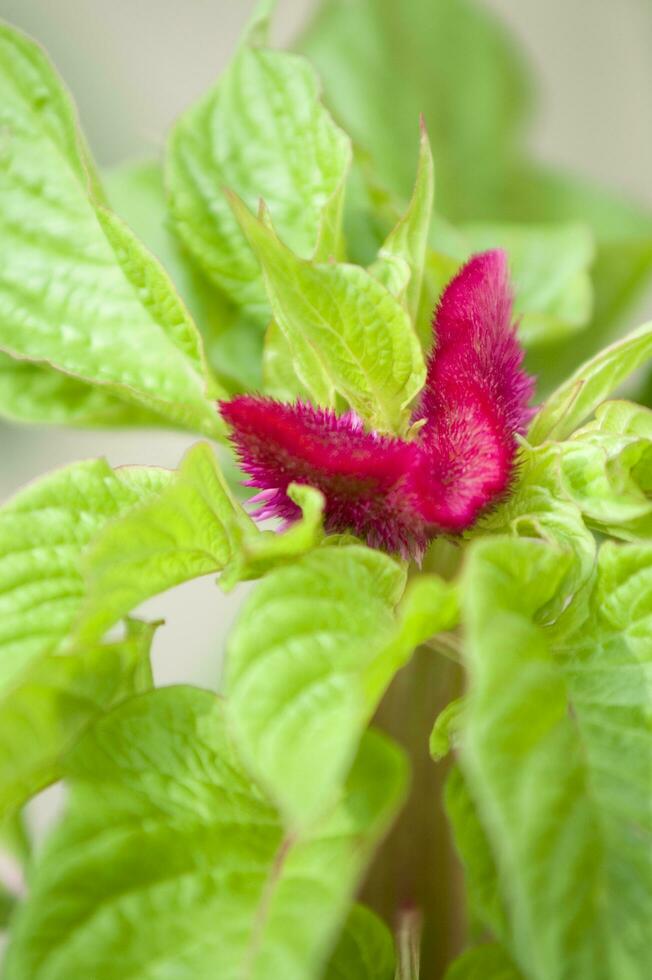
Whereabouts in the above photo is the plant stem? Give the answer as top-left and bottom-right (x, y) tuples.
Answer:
(361, 646), (466, 978)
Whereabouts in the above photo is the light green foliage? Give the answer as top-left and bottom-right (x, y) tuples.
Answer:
(369, 126), (435, 322)
(0, 352), (164, 427)
(476, 445), (596, 627)
(300, 0), (530, 216)
(4, 687), (407, 980)
(166, 6), (351, 323)
(459, 222), (594, 346)
(444, 944), (524, 980)
(445, 766), (507, 942)
(0, 459), (168, 688)
(227, 549), (457, 828)
(76, 443), (245, 644)
(105, 160), (261, 393)
(262, 319), (312, 401)
(77, 448), (325, 643)
(555, 401), (652, 539)
(220, 482), (325, 590)
(300, 0), (652, 397)
(227, 546), (406, 827)
(459, 536), (652, 979)
(0, 24), (221, 436)
(529, 321), (652, 444)
(429, 698), (466, 762)
(0, 621), (155, 818)
(231, 195), (425, 432)
(324, 905), (395, 980)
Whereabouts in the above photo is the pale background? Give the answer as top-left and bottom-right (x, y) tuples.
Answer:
(1, 0), (651, 690)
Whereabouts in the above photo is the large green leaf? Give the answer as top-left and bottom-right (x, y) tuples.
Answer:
(529, 321), (652, 444)
(459, 536), (652, 980)
(324, 905), (395, 980)
(300, 0), (530, 215)
(0, 352), (163, 427)
(4, 687), (407, 980)
(231, 195), (425, 432)
(476, 445), (596, 628)
(0, 458), (168, 688)
(166, 5), (351, 323)
(0, 24), (222, 436)
(0, 620), (154, 818)
(444, 944), (524, 980)
(502, 166), (652, 393)
(300, 1), (652, 394)
(75, 443), (244, 644)
(369, 125), (434, 324)
(227, 547), (457, 827)
(76, 445), (325, 644)
(555, 401), (652, 540)
(105, 160), (262, 394)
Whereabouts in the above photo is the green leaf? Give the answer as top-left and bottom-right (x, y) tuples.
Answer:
(262, 319), (312, 401)
(230, 195), (425, 432)
(220, 482), (325, 590)
(227, 545), (406, 827)
(555, 401), (652, 540)
(444, 766), (507, 942)
(460, 536), (652, 979)
(476, 444), (596, 628)
(105, 159), (262, 394)
(369, 124), (434, 322)
(0, 621), (155, 819)
(0, 810), (29, 927)
(429, 698), (466, 762)
(4, 687), (407, 980)
(75, 443), (244, 644)
(166, 12), (351, 323)
(502, 165), (652, 395)
(324, 905), (395, 980)
(458, 222), (594, 347)
(227, 548), (457, 828)
(0, 24), (222, 436)
(0, 459), (168, 688)
(443, 944), (524, 980)
(77, 447), (325, 643)
(300, 0), (531, 215)
(0, 352), (163, 427)
(529, 321), (652, 444)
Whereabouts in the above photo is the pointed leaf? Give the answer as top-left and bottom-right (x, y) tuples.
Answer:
(529, 321), (652, 444)
(460, 536), (652, 979)
(230, 196), (425, 432)
(0, 622), (155, 818)
(370, 125), (434, 320)
(4, 687), (407, 980)
(227, 544), (457, 828)
(0, 24), (221, 436)
(0, 459), (168, 688)
(167, 16), (351, 322)
(324, 905), (395, 980)
(443, 945), (524, 980)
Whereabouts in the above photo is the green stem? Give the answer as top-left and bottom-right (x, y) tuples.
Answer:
(362, 646), (466, 978)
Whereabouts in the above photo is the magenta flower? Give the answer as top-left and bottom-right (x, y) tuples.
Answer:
(220, 250), (534, 559)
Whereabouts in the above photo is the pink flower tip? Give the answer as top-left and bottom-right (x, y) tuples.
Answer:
(220, 250), (534, 559)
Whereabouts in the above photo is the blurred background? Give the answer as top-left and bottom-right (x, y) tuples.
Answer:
(1, 0), (651, 689)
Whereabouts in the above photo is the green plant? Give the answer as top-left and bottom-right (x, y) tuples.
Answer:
(0, 2), (650, 978)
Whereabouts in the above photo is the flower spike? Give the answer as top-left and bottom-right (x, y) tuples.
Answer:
(220, 250), (534, 558)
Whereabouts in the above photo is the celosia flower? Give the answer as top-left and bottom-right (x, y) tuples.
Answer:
(220, 250), (534, 559)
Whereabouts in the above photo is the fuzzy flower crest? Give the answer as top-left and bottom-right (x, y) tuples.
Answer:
(220, 250), (534, 558)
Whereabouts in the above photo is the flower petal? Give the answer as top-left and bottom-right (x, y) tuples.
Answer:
(408, 250), (535, 530)
(219, 251), (534, 557)
(219, 396), (426, 555)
